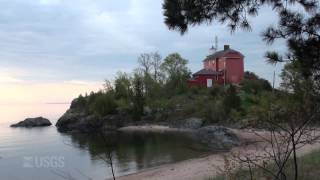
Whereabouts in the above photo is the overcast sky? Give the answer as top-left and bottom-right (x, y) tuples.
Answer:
(0, 0), (286, 104)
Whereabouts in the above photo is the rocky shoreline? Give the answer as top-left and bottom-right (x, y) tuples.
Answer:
(55, 106), (240, 150)
(55, 108), (206, 132)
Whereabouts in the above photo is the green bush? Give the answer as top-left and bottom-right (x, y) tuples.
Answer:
(203, 99), (228, 124)
(116, 98), (131, 114)
(71, 94), (87, 110)
(223, 85), (241, 114)
(241, 71), (272, 94)
(147, 98), (170, 114)
(209, 85), (224, 97)
(229, 109), (243, 122)
(90, 93), (118, 116)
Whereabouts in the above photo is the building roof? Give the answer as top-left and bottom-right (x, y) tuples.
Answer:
(203, 48), (244, 62)
(193, 69), (223, 76)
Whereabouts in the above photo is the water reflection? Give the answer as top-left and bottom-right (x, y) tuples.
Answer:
(64, 131), (212, 174)
(0, 103), (215, 180)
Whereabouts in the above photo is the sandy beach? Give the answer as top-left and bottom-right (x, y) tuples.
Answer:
(118, 125), (194, 133)
(117, 126), (320, 180)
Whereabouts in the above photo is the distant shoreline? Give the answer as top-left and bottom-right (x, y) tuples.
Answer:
(118, 125), (194, 133)
(45, 102), (70, 104)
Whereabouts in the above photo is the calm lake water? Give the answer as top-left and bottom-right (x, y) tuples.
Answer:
(0, 104), (212, 180)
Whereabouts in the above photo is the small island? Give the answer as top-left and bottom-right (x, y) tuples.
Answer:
(10, 117), (52, 127)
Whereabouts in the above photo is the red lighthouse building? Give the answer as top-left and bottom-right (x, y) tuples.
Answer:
(188, 45), (244, 87)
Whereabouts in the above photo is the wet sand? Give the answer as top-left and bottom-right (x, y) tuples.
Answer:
(117, 126), (320, 180)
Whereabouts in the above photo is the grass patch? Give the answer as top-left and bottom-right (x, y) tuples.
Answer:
(207, 150), (320, 180)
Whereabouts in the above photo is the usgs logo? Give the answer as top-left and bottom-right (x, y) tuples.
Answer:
(23, 156), (65, 168)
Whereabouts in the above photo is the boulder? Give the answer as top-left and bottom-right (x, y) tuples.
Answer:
(172, 117), (204, 129)
(56, 109), (128, 133)
(197, 126), (240, 150)
(11, 117), (52, 127)
(55, 110), (102, 133)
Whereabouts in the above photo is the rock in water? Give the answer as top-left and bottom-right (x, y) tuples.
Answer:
(10, 117), (52, 127)
(197, 126), (240, 150)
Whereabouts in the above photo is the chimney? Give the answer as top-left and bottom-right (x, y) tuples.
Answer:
(224, 45), (230, 51)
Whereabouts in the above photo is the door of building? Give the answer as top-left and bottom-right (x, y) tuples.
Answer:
(207, 79), (213, 88)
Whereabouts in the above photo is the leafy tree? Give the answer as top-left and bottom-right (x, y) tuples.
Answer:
(87, 91), (99, 105)
(161, 53), (191, 95)
(104, 80), (114, 92)
(70, 94), (87, 110)
(161, 53), (189, 76)
(131, 73), (145, 121)
(90, 93), (118, 116)
(150, 52), (163, 82)
(136, 52), (164, 98)
(114, 72), (131, 99)
(280, 61), (318, 97)
(244, 71), (259, 80)
(144, 73), (163, 98)
(241, 71), (272, 94)
(137, 53), (152, 76)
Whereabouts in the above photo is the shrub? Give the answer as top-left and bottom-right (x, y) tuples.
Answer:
(90, 93), (118, 116)
(203, 99), (228, 124)
(209, 85), (224, 97)
(71, 94), (87, 110)
(241, 71), (272, 94)
(147, 98), (170, 114)
(223, 85), (241, 114)
(229, 109), (243, 122)
(116, 98), (131, 114)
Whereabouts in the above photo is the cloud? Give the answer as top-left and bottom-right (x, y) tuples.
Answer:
(0, 80), (102, 104)
(0, 67), (29, 83)
(0, 68), (102, 103)
(39, 0), (61, 5)
(63, 80), (101, 85)
(0, 74), (23, 83)
(0, 0), (287, 103)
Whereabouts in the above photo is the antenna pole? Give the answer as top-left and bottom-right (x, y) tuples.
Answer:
(273, 69), (276, 91)
(224, 58), (226, 87)
(215, 36), (218, 50)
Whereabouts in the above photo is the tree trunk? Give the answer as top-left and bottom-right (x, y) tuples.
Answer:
(292, 135), (298, 180)
(109, 154), (116, 180)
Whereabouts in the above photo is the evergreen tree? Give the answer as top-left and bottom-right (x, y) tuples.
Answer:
(163, 0), (320, 82)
